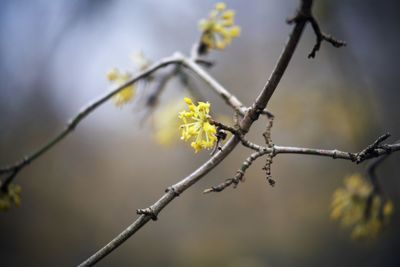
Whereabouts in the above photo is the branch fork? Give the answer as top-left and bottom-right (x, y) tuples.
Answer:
(205, 114), (276, 193)
(287, 5), (346, 58)
(354, 133), (391, 163)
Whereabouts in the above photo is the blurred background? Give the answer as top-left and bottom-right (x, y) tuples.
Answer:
(1, 0), (399, 266)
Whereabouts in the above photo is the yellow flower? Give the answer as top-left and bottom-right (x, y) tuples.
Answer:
(106, 68), (135, 107)
(198, 2), (241, 52)
(330, 174), (394, 240)
(179, 97), (217, 153)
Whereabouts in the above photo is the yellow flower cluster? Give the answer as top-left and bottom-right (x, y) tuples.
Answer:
(106, 68), (135, 107)
(179, 97), (217, 153)
(0, 183), (21, 212)
(198, 2), (240, 52)
(331, 174), (393, 240)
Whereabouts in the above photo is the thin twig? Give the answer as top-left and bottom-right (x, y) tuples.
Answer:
(183, 59), (274, 117)
(274, 142), (399, 162)
(307, 16), (346, 58)
(262, 114), (275, 186)
(182, 58), (246, 115)
(210, 120), (263, 151)
(205, 139), (400, 193)
(203, 149), (269, 193)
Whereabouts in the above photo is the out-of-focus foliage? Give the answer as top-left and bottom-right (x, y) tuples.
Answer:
(179, 97), (217, 153)
(0, 183), (21, 212)
(277, 90), (371, 143)
(331, 174), (393, 240)
(106, 68), (135, 107)
(198, 2), (240, 52)
(153, 99), (187, 147)
(106, 52), (151, 107)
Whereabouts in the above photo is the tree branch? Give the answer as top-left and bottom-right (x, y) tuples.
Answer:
(205, 137), (400, 193)
(181, 58), (246, 114)
(203, 149), (269, 193)
(238, 0), (309, 131)
(0, 55), (185, 192)
(77, 1), (312, 265)
(274, 143), (399, 161)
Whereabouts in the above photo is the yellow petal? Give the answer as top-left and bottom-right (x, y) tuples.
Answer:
(106, 68), (119, 81)
(229, 26), (241, 37)
(222, 10), (235, 19)
(215, 2), (226, 11)
(184, 97), (193, 105)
